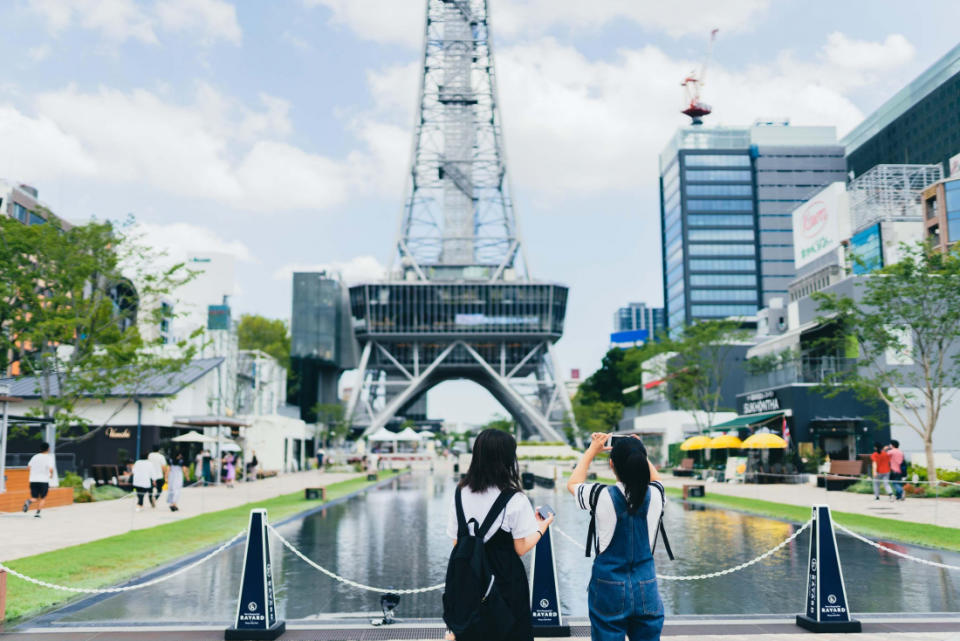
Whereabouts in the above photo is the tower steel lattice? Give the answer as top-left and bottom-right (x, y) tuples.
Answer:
(345, 0), (577, 441)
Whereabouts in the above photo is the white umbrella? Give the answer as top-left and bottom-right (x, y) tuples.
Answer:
(171, 430), (216, 443)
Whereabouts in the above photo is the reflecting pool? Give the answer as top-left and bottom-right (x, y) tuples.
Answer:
(54, 473), (960, 624)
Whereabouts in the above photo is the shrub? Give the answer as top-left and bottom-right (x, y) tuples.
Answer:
(906, 464), (960, 484)
(92, 485), (128, 501)
(845, 479), (874, 494)
(59, 471), (84, 488)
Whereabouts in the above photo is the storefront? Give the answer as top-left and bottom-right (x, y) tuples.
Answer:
(732, 385), (888, 460)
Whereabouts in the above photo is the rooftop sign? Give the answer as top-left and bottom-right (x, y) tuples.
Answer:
(793, 182), (848, 269)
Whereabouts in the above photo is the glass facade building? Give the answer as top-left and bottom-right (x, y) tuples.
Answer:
(659, 124), (846, 336)
(843, 42), (960, 179)
(613, 302), (665, 341)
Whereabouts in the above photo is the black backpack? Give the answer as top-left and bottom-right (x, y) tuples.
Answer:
(442, 487), (516, 641)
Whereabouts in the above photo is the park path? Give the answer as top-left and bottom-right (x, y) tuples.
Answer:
(661, 476), (960, 529)
(0, 470), (362, 561)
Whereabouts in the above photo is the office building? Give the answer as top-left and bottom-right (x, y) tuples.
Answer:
(612, 302), (664, 341)
(0, 180), (69, 227)
(843, 42), (960, 178)
(923, 175), (960, 251)
(659, 122), (846, 336)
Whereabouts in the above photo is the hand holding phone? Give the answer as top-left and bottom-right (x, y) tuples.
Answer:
(536, 504), (555, 520)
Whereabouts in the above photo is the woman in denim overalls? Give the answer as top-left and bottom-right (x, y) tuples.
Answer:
(568, 433), (665, 641)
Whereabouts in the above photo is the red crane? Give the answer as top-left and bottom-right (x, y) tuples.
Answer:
(681, 29), (718, 125)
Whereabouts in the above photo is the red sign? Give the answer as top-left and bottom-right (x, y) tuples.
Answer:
(570, 369), (580, 380)
(801, 200), (829, 239)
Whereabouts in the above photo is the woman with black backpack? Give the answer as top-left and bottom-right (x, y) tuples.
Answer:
(567, 433), (666, 641)
(444, 429), (554, 641)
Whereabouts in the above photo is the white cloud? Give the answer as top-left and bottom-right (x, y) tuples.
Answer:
(0, 104), (97, 180)
(27, 0), (241, 45)
(27, 45), (51, 62)
(133, 221), (254, 264)
(155, 0), (242, 45)
(272, 255), (387, 283)
(304, 0), (769, 48)
(821, 32), (915, 72)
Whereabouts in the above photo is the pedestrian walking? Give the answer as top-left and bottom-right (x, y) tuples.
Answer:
(870, 442), (893, 500)
(132, 452), (155, 511)
(443, 429), (553, 641)
(246, 450), (259, 481)
(317, 447), (325, 470)
(167, 453), (187, 511)
(23, 442), (56, 518)
(567, 433), (666, 641)
(147, 445), (168, 505)
(224, 452), (236, 488)
(887, 440), (906, 501)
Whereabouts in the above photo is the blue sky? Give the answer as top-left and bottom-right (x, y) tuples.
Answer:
(2, 0), (958, 424)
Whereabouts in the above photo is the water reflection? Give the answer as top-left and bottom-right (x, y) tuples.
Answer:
(55, 473), (959, 623)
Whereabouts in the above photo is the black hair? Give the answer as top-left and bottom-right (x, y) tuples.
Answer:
(874, 442), (883, 453)
(890, 439), (900, 448)
(151, 445), (160, 452)
(610, 438), (651, 514)
(459, 429), (522, 493)
(40, 442), (50, 452)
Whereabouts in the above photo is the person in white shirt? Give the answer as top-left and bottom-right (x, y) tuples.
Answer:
(132, 452), (156, 511)
(24, 442), (56, 518)
(147, 445), (168, 505)
(567, 433), (665, 641)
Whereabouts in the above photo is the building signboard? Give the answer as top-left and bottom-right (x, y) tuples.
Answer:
(742, 389), (782, 415)
(849, 223), (883, 275)
(793, 183), (847, 269)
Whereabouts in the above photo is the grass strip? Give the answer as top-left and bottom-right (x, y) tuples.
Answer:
(663, 486), (960, 552)
(3, 472), (399, 622)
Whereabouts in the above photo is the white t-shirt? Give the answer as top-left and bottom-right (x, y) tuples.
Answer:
(147, 452), (167, 480)
(574, 481), (665, 555)
(132, 460), (154, 488)
(28, 453), (55, 483)
(446, 486), (539, 543)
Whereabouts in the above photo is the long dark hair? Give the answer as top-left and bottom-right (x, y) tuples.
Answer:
(610, 438), (651, 514)
(460, 429), (522, 493)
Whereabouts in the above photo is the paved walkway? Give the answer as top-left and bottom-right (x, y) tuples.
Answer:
(661, 476), (960, 529)
(0, 470), (363, 561)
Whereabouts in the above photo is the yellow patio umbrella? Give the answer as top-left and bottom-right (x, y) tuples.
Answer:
(741, 433), (788, 449)
(709, 434), (743, 449)
(680, 435), (713, 451)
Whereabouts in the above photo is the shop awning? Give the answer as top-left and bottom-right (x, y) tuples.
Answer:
(711, 411), (784, 430)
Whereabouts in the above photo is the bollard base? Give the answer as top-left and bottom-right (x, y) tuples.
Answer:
(225, 621), (286, 640)
(532, 625), (571, 637)
(796, 615), (861, 633)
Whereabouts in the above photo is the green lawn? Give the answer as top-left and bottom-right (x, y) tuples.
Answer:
(663, 486), (960, 552)
(2, 472), (399, 622)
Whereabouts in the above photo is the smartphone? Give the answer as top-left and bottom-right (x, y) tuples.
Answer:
(536, 504), (555, 519)
(606, 435), (647, 453)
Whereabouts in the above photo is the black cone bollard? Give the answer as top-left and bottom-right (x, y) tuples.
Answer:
(796, 505), (861, 633)
(225, 509), (286, 640)
(530, 528), (570, 637)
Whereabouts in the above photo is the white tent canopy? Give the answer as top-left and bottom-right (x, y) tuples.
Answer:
(171, 431), (216, 443)
(418, 431), (435, 440)
(396, 427), (422, 441)
(368, 427), (400, 442)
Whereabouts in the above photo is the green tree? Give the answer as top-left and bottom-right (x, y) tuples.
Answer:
(572, 397), (624, 434)
(0, 212), (198, 436)
(658, 319), (749, 432)
(237, 315), (290, 367)
(813, 243), (960, 483)
(480, 414), (515, 433)
(313, 402), (347, 446)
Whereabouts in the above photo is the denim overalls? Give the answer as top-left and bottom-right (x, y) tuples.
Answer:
(588, 486), (664, 641)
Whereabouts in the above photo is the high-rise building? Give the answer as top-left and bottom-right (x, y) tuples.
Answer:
(659, 122), (846, 336)
(612, 302), (664, 341)
(843, 42), (960, 179)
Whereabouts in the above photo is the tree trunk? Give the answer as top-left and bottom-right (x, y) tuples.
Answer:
(924, 435), (938, 483)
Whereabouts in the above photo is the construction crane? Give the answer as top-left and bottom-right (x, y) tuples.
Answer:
(681, 28), (718, 125)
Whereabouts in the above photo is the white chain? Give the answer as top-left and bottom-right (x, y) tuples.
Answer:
(834, 523), (960, 571)
(267, 523), (445, 595)
(552, 520), (812, 581)
(0, 530), (245, 593)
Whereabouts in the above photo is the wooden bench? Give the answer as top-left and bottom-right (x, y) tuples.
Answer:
(819, 460), (864, 491)
(672, 458), (696, 477)
(0, 468), (74, 512)
(304, 487), (327, 501)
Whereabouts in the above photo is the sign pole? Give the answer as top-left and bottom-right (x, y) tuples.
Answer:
(0, 392), (9, 495)
(796, 505), (861, 633)
(225, 509), (285, 640)
(530, 528), (570, 637)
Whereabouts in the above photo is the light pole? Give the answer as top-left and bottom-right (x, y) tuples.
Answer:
(0, 383), (13, 495)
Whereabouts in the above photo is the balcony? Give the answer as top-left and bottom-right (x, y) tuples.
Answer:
(745, 356), (856, 392)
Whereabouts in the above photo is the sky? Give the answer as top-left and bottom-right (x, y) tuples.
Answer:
(1, 0), (958, 425)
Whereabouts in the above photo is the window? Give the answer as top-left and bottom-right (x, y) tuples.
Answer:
(688, 229), (755, 242)
(686, 169), (752, 182)
(665, 217), (682, 245)
(686, 199), (754, 212)
(689, 244), (756, 256)
(691, 289), (757, 302)
(949, 213), (960, 244)
(667, 278), (684, 301)
(690, 274), (757, 287)
(689, 259), (756, 271)
(28, 211), (46, 225)
(664, 187), (680, 212)
(686, 184), (753, 196)
(684, 154), (751, 167)
(688, 214), (754, 227)
(13, 202), (29, 223)
(662, 161), (680, 193)
(691, 304), (757, 317)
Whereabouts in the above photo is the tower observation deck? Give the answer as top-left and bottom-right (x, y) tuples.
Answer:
(345, 0), (577, 441)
